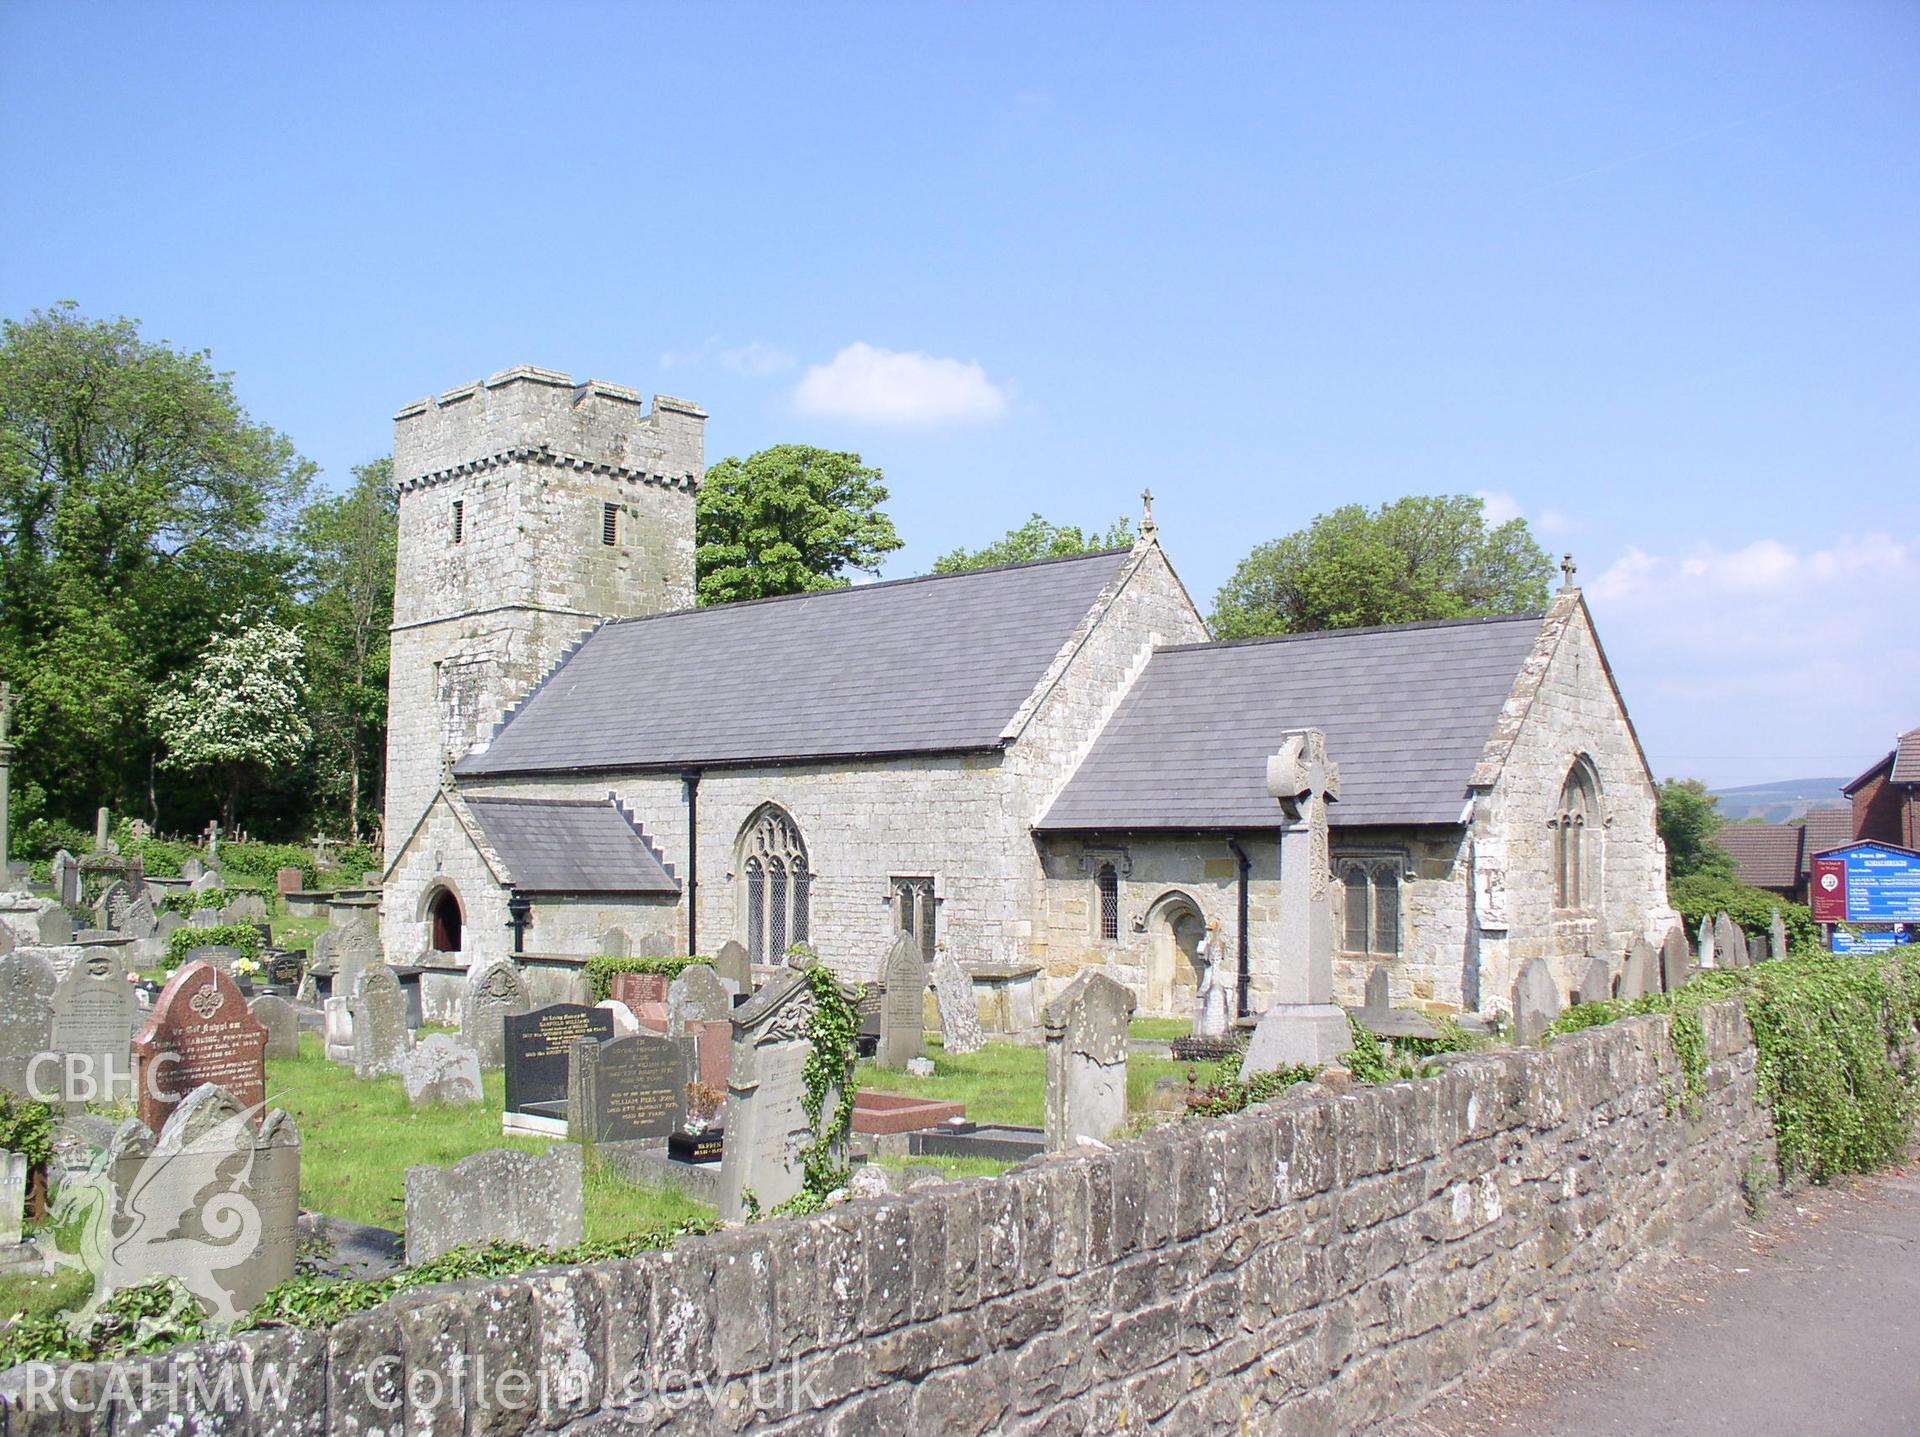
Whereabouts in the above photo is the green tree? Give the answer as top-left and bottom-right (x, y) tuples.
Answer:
(694, 446), (903, 605)
(0, 302), (310, 825)
(149, 616), (311, 832)
(292, 459), (396, 842)
(931, 513), (1136, 574)
(1209, 495), (1554, 639)
(1658, 777), (1738, 880)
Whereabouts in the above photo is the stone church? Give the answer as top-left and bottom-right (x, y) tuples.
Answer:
(380, 365), (1673, 1026)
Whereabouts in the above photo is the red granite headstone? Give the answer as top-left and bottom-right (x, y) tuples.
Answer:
(131, 960), (269, 1133)
(609, 972), (669, 1017)
(275, 867), (305, 896)
(689, 1017), (732, 1090)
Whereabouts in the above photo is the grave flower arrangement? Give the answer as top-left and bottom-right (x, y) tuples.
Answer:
(683, 1080), (723, 1134)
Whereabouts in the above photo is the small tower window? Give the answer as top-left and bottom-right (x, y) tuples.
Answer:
(602, 503), (619, 546)
(450, 499), (464, 545)
(1096, 863), (1120, 941)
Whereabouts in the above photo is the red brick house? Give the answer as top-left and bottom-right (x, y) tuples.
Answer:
(1844, 726), (1920, 850)
(1721, 806), (1853, 902)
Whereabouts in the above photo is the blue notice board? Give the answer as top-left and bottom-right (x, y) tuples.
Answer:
(1834, 844), (1920, 923)
(1833, 926), (1915, 954)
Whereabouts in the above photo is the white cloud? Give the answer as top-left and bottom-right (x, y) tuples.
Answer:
(1475, 490), (1524, 526)
(658, 337), (794, 377)
(1537, 508), (1574, 535)
(792, 342), (1010, 425)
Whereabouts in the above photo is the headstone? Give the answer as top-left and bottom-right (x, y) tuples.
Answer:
(275, 867), (304, 896)
(0, 1151), (24, 1247)
(48, 946), (136, 1109)
(1770, 910), (1789, 963)
(322, 996), (353, 1064)
(180, 857), (204, 882)
(186, 944), (244, 973)
(597, 998), (641, 1038)
(667, 963), (731, 1037)
(876, 933), (928, 1068)
(1697, 915), (1716, 968)
(188, 908), (220, 929)
(503, 1003), (614, 1117)
(1243, 728), (1353, 1071)
(221, 892), (268, 925)
(1662, 925), (1692, 992)
(402, 1034), (484, 1107)
(131, 962), (269, 1135)
(189, 871), (222, 895)
(635, 931), (674, 959)
(713, 938), (750, 995)
(460, 960), (531, 1070)
(96, 879), (134, 932)
(567, 1032), (685, 1143)
(266, 949), (304, 988)
(1042, 971), (1134, 1153)
(123, 888), (157, 941)
(905, 1056), (935, 1078)
(609, 971), (667, 1014)
(404, 1144), (584, 1266)
(1194, 956), (1232, 1042)
(51, 851), (81, 908)
(0, 950), (58, 1100)
(1363, 965), (1391, 1013)
(717, 971), (845, 1221)
(598, 927), (631, 957)
(100, 1085), (300, 1322)
(1619, 939), (1659, 1000)
(1716, 913), (1749, 969)
(930, 955), (984, 1056)
(329, 899), (382, 997)
(250, 995), (300, 1060)
(351, 963), (410, 1078)
(93, 807), (110, 853)
(1574, 956), (1613, 1006)
(687, 1017), (732, 1090)
(1511, 958), (1562, 1043)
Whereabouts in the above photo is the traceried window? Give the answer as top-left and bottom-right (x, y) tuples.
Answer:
(740, 806), (810, 964)
(892, 877), (937, 962)
(1337, 857), (1402, 955)
(1095, 863), (1120, 941)
(1552, 759), (1602, 910)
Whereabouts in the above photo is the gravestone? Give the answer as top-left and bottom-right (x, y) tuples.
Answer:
(49, 947), (136, 1110)
(876, 932), (928, 1068)
(266, 950), (304, 988)
(123, 889), (157, 941)
(1697, 916), (1716, 969)
(1194, 957), (1233, 1042)
(1243, 728), (1353, 1071)
(188, 909), (220, 929)
(687, 1017), (732, 1090)
(249, 995), (300, 1060)
(609, 971), (667, 1017)
(51, 851), (80, 908)
(1716, 913), (1749, 969)
(96, 879), (135, 933)
(329, 898), (382, 997)
(713, 938), (750, 995)
(0, 950), (59, 1101)
(597, 998), (641, 1038)
(131, 962), (269, 1135)
(567, 1032), (685, 1144)
(404, 1143), (584, 1266)
(1770, 910), (1789, 962)
(222, 893), (268, 925)
(0, 1151), (23, 1247)
(717, 971), (844, 1221)
(180, 858), (204, 882)
(667, 963), (731, 1037)
(189, 871), (222, 895)
(186, 944), (244, 973)
(1511, 958), (1562, 1043)
(101, 1085), (300, 1322)
(1574, 956), (1613, 1006)
(351, 963), (411, 1078)
(599, 927), (631, 957)
(930, 955), (984, 1056)
(460, 960), (531, 1070)
(1042, 971), (1134, 1153)
(635, 930), (674, 959)
(503, 1003), (614, 1119)
(1364, 965), (1391, 1013)
(855, 983), (884, 1047)
(1619, 939), (1659, 1000)
(403, 1034), (484, 1107)
(275, 867), (303, 896)
(1662, 925), (1693, 992)
(322, 997), (353, 1064)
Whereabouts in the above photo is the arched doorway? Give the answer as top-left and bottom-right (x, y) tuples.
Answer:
(1146, 893), (1208, 1016)
(428, 887), (463, 954)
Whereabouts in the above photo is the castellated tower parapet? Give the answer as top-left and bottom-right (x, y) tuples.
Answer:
(383, 366), (704, 861)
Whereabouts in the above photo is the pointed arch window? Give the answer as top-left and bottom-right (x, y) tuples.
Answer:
(740, 806), (810, 964)
(1552, 759), (1603, 910)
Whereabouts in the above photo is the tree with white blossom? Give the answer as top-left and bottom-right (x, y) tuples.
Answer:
(150, 616), (311, 831)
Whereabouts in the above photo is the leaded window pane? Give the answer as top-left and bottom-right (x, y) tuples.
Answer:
(769, 857), (788, 956)
(1343, 865), (1370, 952)
(1373, 866), (1400, 954)
(792, 865), (811, 942)
(746, 858), (765, 965)
(917, 881), (936, 962)
(1097, 864), (1119, 941)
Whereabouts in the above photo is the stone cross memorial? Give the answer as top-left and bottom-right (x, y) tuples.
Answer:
(1042, 970), (1134, 1152)
(351, 962), (411, 1079)
(404, 1143), (584, 1266)
(930, 954), (984, 1056)
(131, 961), (268, 1135)
(566, 1032), (685, 1144)
(1244, 729), (1353, 1072)
(49, 947), (137, 1110)
(717, 971), (843, 1221)
(461, 960), (531, 1069)
(876, 932), (928, 1068)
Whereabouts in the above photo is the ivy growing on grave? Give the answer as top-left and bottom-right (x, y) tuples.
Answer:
(768, 964), (863, 1217)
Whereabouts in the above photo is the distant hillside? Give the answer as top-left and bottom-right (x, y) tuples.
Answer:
(1710, 777), (1852, 825)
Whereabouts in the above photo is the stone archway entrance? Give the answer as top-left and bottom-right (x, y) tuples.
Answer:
(428, 887), (463, 954)
(1146, 893), (1207, 1016)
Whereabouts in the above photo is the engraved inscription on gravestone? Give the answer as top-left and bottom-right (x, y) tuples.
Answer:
(49, 947), (137, 1109)
(567, 1033), (685, 1144)
(503, 1003), (614, 1118)
(131, 962), (269, 1135)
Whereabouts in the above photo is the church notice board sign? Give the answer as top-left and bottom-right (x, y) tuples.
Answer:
(1833, 926), (1915, 954)
(1811, 842), (1920, 925)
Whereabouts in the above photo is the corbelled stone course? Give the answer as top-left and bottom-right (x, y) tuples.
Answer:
(4, 1001), (1770, 1431)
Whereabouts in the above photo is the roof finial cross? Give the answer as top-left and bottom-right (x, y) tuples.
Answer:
(1560, 552), (1577, 589)
(1139, 487), (1157, 539)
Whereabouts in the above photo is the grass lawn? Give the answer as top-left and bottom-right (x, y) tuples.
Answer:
(1128, 1017), (1193, 1041)
(269, 1033), (709, 1242)
(855, 1038), (1194, 1129)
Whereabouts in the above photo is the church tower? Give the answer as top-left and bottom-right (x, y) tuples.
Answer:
(382, 366), (704, 858)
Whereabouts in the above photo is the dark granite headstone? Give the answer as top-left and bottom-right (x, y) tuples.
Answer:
(503, 1003), (614, 1117)
(567, 1032), (685, 1143)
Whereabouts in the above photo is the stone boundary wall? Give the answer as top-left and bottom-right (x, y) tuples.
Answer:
(0, 1002), (1771, 1434)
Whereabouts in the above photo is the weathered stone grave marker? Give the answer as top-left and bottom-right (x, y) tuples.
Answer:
(876, 932), (928, 1068)
(131, 961), (269, 1134)
(668, 963), (731, 1037)
(1770, 909), (1789, 962)
(403, 1033), (484, 1107)
(1662, 925), (1693, 992)
(322, 996), (353, 1064)
(1697, 915), (1717, 969)
(1511, 958), (1562, 1043)
(249, 995), (300, 1061)
(0, 1151), (24, 1249)
(1619, 939), (1659, 1000)
(567, 1032), (685, 1144)
(1574, 955), (1613, 1006)
(49, 946), (136, 1109)
(404, 1144), (584, 1265)
(460, 959), (530, 1070)
(717, 971), (843, 1221)
(51, 850), (80, 908)
(713, 938), (750, 995)
(351, 962), (411, 1078)
(599, 927), (631, 957)
(930, 954), (984, 1056)
(597, 998), (642, 1037)
(1043, 971), (1134, 1152)
(1716, 912), (1749, 969)
(503, 1002), (614, 1133)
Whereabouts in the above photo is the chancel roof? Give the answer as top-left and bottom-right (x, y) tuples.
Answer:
(463, 796), (679, 894)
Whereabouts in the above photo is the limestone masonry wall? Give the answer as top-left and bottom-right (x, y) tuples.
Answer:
(8, 1002), (1773, 1433)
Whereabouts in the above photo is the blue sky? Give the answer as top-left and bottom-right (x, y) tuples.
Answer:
(2, 3), (1914, 789)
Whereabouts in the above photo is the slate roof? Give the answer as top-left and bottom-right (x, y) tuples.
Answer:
(463, 796), (679, 894)
(1720, 824), (1804, 891)
(457, 550), (1132, 776)
(1038, 613), (1545, 832)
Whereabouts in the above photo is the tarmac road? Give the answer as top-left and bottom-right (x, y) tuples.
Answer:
(1378, 1165), (1920, 1437)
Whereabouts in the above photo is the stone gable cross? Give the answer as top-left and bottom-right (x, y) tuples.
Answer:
(1560, 552), (1578, 589)
(1139, 487), (1157, 538)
